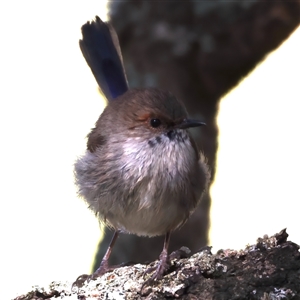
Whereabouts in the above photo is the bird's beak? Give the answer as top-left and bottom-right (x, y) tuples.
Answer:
(176, 119), (206, 129)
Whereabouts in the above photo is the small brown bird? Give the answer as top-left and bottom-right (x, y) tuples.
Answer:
(74, 16), (209, 285)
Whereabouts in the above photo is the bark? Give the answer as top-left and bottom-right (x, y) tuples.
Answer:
(14, 229), (300, 300)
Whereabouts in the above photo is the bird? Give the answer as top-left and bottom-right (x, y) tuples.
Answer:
(74, 16), (210, 286)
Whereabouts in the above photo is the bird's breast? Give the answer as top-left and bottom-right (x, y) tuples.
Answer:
(74, 129), (203, 236)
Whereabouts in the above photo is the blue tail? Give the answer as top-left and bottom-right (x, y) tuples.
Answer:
(80, 16), (128, 101)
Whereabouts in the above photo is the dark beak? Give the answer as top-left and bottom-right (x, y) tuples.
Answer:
(176, 119), (206, 129)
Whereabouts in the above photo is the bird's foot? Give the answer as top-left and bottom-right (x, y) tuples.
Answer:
(141, 249), (170, 294)
(72, 260), (112, 289)
(72, 259), (135, 289)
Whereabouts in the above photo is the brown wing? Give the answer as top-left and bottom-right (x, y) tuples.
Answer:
(87, 128), (106, 152)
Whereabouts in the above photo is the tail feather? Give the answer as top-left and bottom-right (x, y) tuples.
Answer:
(80, 16), (128, 101)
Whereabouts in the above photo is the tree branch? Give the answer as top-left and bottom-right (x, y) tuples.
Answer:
(14, 229), (300, 300)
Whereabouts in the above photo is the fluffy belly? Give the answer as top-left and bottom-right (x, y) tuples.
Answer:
(102, 195), (188, 236)
(75, 131), (206, 237)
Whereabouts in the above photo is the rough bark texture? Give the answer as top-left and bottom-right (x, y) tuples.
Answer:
(14, 229), (300, 300)
(94, 0), (300, 268)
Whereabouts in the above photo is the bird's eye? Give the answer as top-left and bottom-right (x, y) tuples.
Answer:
(150, 118), (161, 128)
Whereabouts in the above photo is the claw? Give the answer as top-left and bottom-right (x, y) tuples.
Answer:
(141, 239), (171, 294)
(72, 259), (112, 288)
(72, 274), (90, 289)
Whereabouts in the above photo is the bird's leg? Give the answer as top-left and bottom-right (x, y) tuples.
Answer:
(73, 230), (119, 288)
(91, 230), (120, 278)
(153, 232), (171, 279)
(142, 232), (171, 290)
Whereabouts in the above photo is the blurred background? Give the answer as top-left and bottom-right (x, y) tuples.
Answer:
(0, 1), (299, 299)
